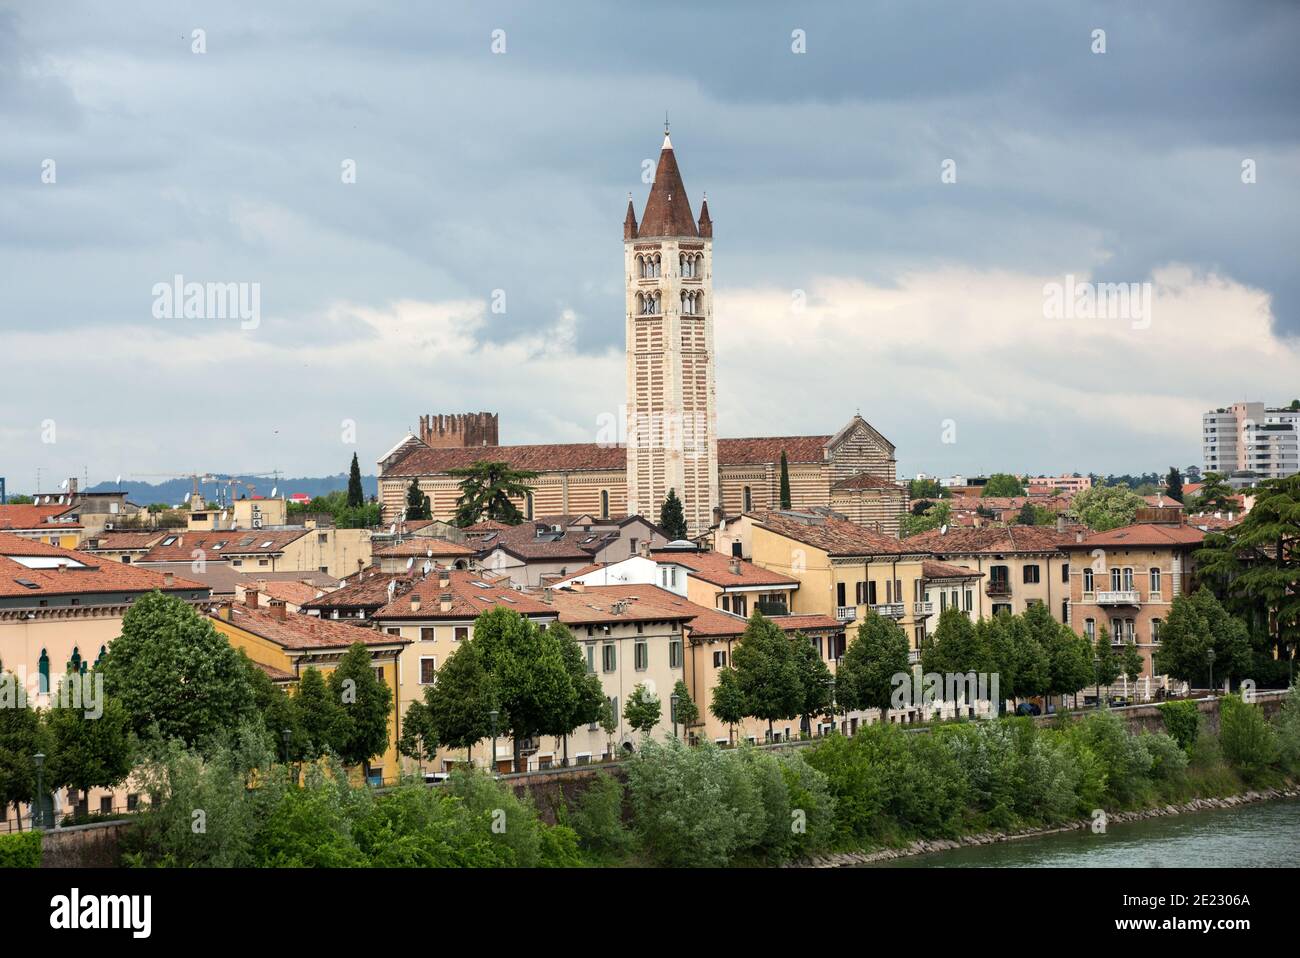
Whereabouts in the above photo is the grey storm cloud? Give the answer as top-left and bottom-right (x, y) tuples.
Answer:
(0, 0), (1297, 488)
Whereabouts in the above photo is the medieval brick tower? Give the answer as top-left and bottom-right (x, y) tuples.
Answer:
(624, 126), (719, 536)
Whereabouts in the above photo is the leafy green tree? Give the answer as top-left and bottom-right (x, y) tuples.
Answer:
(5, 494), (35, 505)
(791, 635), (832, 736)
(660, 488), (687, 539)
(731, 612), (803, 739)
(982, 473), (1026, 497)
(473, 608), (580, 771)
(245, 656), (308, 761)
(1218, 694), (1278, 783)
(102, 592), (256, 751)
(0, 667), (47, 828)
(1197, 474), (1300, 671)
(545, 623), (606, 765)
(835, 611), (909, 718)
(1164, 467), (1183, 503)
(326, 643), (394, 780)
(623, 684), (662, 734)
(985, 613), (1049, 707)
(670, 679), (699, 729)
(1071, 484), (1145, 532)
(295, 666), (340, 758)
(710, 667), (747, 744)
(447, 460), (537, 526)
(1153, 588), (1252, 690)
(404, 478), (432, 521)
(599, 698), (618, 759)
(44, 672), (133, 812)
(908, 477), (945, 500)
(1024, 602), (1091, 710)
(1192, 472), (1235, 514)
(425, 640), (496, 767)
(1120, 640), (1144, 689)
(1092, 627), (1122, 701)
(901, 500), (951, 538)
(347, 453), (365, 508)
(778, 452), (792, 510)
(398, 697), (439, 766)
(922, 608), (994, 716)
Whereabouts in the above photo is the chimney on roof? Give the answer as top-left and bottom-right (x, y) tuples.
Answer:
(439, 593), (453, 613)
(729, 558), (741, 576)
(1075, 531), (1084, 543)
(244, 587), (259, 608)
(439, 572), (450, 589)
(410, 596), (421, 613)
(542, 587), (553, 604)
(56, 560), (68, 573)
(220, 599), (233, 621)
(1228, 511), (1234, 521)
(269, 599), (287, 621)
(163, 570), (174, 587)
(1055, 515), (1066, 533)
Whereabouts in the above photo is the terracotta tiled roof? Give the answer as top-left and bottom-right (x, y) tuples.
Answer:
(922, 559), (984, 581)
(386, 443), (624, 477)
(246, 580), (324, 607)
(832, 473), (902, 492)
(372, 569), (556, 621)
(686, 608), (843, 640)
(251, 660), (296, 683)
(717, 436), (830, 466)
(638, 134), (697, 238)
(386, 435), (840, 477)
(373, 539), (476, 559)
(752, 511), (913, 557)
(79, 531), (168, 551)
(650, 549), (799, 588)
(141, 529), (308, 561)
(544, 584), (698, 625)
(0, 532), (205, 599)
(906, 526), (1073, 554)
(215, 604), (407, 651)
(0, 504), (82, 531)
(1064, 523), (1206, 549)
(302, 569), (409, 611)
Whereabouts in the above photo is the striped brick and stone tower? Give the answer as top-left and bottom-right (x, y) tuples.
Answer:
(624, 125), (719, 536)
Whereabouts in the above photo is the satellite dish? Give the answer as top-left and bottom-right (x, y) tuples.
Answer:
(220, 510), (228, 521)
(426, 546), (433, 558)
(271, 487), (278, 498)
(339, 578), (348, 587)
(422, 561), (432, 576)
(386, 580), (397, 600)
(60, 478), (69, 490)
(388, 523), (396, 535)
(115, 475), (122, 485)
(406, 557), (415, 570)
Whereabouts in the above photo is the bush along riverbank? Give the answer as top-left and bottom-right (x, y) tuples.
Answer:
(119, 687), (1300, 869)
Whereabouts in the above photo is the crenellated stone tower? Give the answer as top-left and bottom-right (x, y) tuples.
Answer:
(624, 126), (719, 536)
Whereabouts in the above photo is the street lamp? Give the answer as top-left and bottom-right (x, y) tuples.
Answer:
(827, 677), (837, 735)
(670, 692), (680, 740)
(488, 709), (499, 778)
(1206, 648), (1217, 697)
(33, 752), (46, 829)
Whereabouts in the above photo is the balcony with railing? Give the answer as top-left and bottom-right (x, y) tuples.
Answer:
(986, 581), (1011, 597)
(913, 600), (934, 617)
(870, 603), (906, 619)
(1095, 590), (1140, 606)
(835, 605), (856, 622)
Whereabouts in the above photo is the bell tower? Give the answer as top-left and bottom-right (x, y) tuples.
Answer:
(624, 125), (719, 536)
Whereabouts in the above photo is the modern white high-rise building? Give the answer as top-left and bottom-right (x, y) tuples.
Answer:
(1202, 401), (1300, 483)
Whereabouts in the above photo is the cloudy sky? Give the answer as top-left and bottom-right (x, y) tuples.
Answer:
(2, 0), (1298, 493)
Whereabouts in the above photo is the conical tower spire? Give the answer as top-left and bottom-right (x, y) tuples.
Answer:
(623, 192), (638, 240)
(639, 125), (697, 238)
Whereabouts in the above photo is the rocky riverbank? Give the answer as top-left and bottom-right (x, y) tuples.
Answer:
(796, 784), (1300, 868)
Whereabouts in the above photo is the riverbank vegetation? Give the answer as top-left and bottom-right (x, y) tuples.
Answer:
(116, 685), (1300, 868)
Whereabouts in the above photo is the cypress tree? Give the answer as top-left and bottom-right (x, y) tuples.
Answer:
(779, 451), (792, 510)
(347, 452), (364, 508)
(660, 488), (687, 540)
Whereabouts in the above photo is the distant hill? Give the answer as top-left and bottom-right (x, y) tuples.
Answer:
(86, 473), (379, 506)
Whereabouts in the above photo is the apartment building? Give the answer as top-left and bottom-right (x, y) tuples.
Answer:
(1061, 512), (1204, 691)
(905, 525), (1074, 624)
(369, 569), (557, 773)
(210, 595), (409, 784)
(1203, 401), (1300, 482)
(134, 526), (373, 579)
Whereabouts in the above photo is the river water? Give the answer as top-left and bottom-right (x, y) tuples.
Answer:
(866, 798), (1300, 868)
